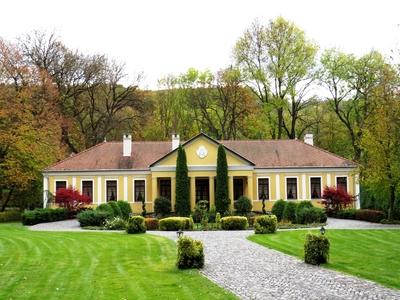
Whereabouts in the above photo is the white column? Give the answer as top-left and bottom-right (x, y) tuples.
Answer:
(72, 177), (76, 189)
(275, 174), (280, 200)
(97, 177), (102, 204)
(302, 174), (307, 200)
(43, 176), (48, 208)
(327, 174), (331, 186)
(123, 176), (128, 201)
(355, 174), (360, 209)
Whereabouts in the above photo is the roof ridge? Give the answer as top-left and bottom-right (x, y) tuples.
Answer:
(293, 139), (357, 165)
(44, 141), (107, 171)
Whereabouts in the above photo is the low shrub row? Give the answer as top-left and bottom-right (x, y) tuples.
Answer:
(272, 200), (326, 224)
(22, 208), (69, 225)
(77, 210), (110, 227)
(159, 217), (194, 231)
(78, 201), (132, 227)
(220, 216), (248, 230)
(333, 208), (386, 223)
(0, 209), (21, 222)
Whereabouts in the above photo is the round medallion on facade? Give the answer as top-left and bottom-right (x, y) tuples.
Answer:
(196, 145), (208, 159)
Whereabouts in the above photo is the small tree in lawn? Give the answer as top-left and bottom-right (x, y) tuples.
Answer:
(322, 186), (354, 216)
(55, 187), (91, 214)
(175, 145), (190, 216)
(216, 145), (230, 214)
(138, 192), (146, 217)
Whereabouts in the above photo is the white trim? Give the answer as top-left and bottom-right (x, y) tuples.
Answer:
(133, 178), (147, 203)
(285, 176), (299, 200)
(104, 178), (119, 202)
(43, 176), (48, 208)
(275, 174), (280, 200)
(335, 175), (349, 192)
(302, 174), (306, 200)
(97, 176), (102, 205)
(327, 174), (331, 186)
(123, 176), (128, 201)
(150, 165), (254, 172)
(254, 167), (355, 173)
(80, 178), (94, 203)
(54, 179), (68, 193)
(355, 174), (360, 209)
(72, 177), (76, 189)
(256, 177), (271, 201)
(309, 176), (323, 200)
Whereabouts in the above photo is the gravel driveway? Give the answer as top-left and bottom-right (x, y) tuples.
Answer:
(29, 218), (400, 299)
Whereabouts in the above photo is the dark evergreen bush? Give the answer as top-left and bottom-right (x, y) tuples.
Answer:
(77, 210), (110, 227)
(22, 208), (68, 225)
(355, 209), (385, 223)
(126, 216), (146, 234)
(283, 201), (297, 223)
(116, 201), (132, 219)
(216, 145), (230, 214)
(334, 208), (357, 219)
(176, 236), (204, 269)
(0, 209), (21, 222)
(108, 201), (122, 218)
(304, 234), (330, 265)
(271, 200), (286, 221)
(254, 215), (277, 234)
(96, 203), (115, 218)
(296, 207), (326, 224)
(175, 145), (190, 216)
(234, 196), (252, 215)
(220, 216), (248, 230)
(154, 196), (172, 217)
(159, 217), (194, 231)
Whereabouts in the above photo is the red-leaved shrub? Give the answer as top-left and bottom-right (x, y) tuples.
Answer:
(322, 186), (354, 216)
(55, 187), (91, 214)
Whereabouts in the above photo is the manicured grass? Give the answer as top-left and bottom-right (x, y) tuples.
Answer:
(249, 229), (400, 290)
(0, 223), (236, 300)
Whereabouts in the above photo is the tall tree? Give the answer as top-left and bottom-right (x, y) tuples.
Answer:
(215, 145), (230, 214)
(175, 145), (190, 216)
(234, 17), (318, 139)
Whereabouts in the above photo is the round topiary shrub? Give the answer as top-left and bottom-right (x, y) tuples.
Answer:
(304, 233), (330, 265)
(159, 217), (194, 231)
(176, 236), (204, 269)
(116, 201), (132, 219)
(144, 218), (159, 230)
(220, 216), (248, 230)
(234, 196), (253, 215)
(126, 216), (146, 234)
(154, 196), (171, 217)
(271, 199), (286, 221)
(283, 201), (297, 223)
(254, 215), (277, 234)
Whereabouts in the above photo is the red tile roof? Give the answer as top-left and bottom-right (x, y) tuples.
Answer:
(45, 137), (356, 172)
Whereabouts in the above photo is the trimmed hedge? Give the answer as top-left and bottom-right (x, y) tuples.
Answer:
(334, 208), (357, 219)
(176, 236), (204, 269)
(271, 200), (286, 221)
(220, 216), (248, 230)
(22, 208), (69, 225)
(77, 210), (110, 227)
(104, 217), (127, 230)
(144, 218), (159, 230)
(159, 217), (193, 231)
(234, 196), (252, 215)
(355, 209), (386, 223)
(283, 201), (297, 223)
(304, 233), (330, 265)
(154, 196), (171, 217)
(296, 207), (326, 224)
(0, 209), (21, 222)
(116, 201), (132, 219)
(126, 216), (146, 234)
(254, 215), (277, 234)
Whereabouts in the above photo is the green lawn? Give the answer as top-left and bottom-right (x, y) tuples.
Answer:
(249, 229), (400, 290)
(0, 223), (236, 300)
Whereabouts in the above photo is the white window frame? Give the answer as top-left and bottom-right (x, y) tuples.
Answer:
(80, 179), (94, 203)
(335, 175), (349, 192)
(285, 176), (299, 200)
(133, 178), (147, 203)
(256, 177), (271, 201)
(105, 178), (119, 202)
(54, 179), (68, 193)
(309, 176), (323, 200)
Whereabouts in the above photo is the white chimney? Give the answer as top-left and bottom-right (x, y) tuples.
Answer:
(123, 134), (132, 157)
(172, 134), (180, 150)
(304, 133), (314, 146)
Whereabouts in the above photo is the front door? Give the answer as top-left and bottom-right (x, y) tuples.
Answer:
(195, 178), (209, 204)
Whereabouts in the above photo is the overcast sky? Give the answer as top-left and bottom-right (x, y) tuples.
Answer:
(2, 0), (400, 89)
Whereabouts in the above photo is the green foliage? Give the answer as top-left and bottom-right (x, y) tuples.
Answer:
(144, 218), (159, 230)
(116, 201), (132, 219)
(97, 203), (115, 218)
(296, 201), (314, 211)
(216, 145), (230, 214)
(282, 201), (297, 223)
(159, 217), (194, 231)
(126, 216), (146, 234)
(271, 200), (286, 221)
(154, 196), (171, 217)
(215, 212), (221, 225)
(254, 215), (277, 234)
(175, 145), (190, 216)
(108, 201), (123, 218)
(355, 209), (386, 223)
(220, 216), (248, 230)
(234, 196), (252, 215)
(191, 200), (209, 223)
(22, 208), (68, 225)
(334, 208), (357, 219)
(304, 234), (330, 265)
(138, 193), (146, 217)
(208, 205), (217, 223)
(176, 236), (204, 269)
(296, 207), (326, 224)
(0, 209), (21, 222)
(77, 210), (110, 227)
(104, 217), (127, 230)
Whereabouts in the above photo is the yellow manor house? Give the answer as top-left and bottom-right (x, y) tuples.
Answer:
(43, 132), (360, 213)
